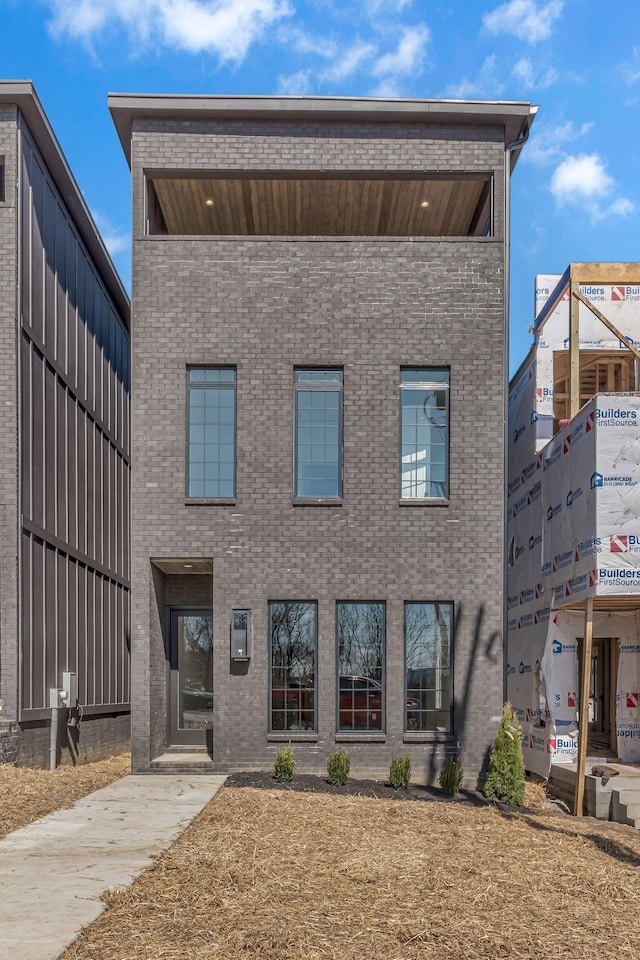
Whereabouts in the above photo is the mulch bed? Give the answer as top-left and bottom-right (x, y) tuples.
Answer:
(0, 753), (130, 839)
(62, 771), (640, 960)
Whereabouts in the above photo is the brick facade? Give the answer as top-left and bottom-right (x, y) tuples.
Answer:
(123, 103), (531, 785)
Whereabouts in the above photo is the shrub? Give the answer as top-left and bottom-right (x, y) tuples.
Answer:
(273, 745), (296, 783)
(438, 756), (463, 796)
(327, 747), (350, 786)
(484, 701), (525, 807)
(389, 754), (411, 790)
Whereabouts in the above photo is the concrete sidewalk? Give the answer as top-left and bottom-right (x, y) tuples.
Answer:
(0, 774), (226, 960)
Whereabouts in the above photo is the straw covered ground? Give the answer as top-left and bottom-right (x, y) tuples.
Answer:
(63, 773), (640, 960)
(0, 753), (130, 838)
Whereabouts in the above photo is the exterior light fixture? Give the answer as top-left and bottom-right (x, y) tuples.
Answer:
(205, 198), (214, 206)
(183, 563), (194, 569)
(420, 200), (430, 208)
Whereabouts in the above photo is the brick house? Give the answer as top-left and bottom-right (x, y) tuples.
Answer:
(0, 82), (131, 766)
(109, 94), (536, 782)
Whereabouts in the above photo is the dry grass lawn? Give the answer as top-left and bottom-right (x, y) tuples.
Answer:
(62, 780), (640, 960)
(0, 753), (130, 838)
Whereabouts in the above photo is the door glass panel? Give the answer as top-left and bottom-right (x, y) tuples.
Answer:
(177, 614), (213, 730)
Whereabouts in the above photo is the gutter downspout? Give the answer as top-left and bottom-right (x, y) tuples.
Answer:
(49, 688), (61, 770)
(502, 117), (534, 704)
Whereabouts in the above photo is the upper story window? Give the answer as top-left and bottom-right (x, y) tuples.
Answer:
(0, 157), (5, 202)
(400, 369), (449, 501)
(294, 369), (343, 500)
(186, 367), (236, 499)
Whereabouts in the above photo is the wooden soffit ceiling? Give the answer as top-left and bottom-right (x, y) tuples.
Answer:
(150, 175), (490, 237)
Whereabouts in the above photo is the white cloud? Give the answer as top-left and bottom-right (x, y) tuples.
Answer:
(512, 57), (558, 90)
(277, 69), (313, 95)
(445, 55), (503, 99)
(45, 0), (292, 62)
(320, 41), (376, 84)
(371, 23), (429, 78)
(549, 153), (634, 220)
(366, 0), (412, 13)
(277, 26), (336, 59)
(525, 119), (593, 165)
(550, 154), (613, 204)
(92, 211), (130, 258)
(483, 0), (563, 44)
(618, 45), (640, 85)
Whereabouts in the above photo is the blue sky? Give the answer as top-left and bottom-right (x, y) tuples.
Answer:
(3, 0), (640, 373)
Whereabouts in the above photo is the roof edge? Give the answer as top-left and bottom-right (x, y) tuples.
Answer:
(0, 81), (130, 325)
(108, 92), (538, 166)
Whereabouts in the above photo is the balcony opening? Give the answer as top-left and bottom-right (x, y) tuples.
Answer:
(553, 350), (637, 432)
(145, 172), (493, 238)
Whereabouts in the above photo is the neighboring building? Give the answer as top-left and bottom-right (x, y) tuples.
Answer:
(507, 264), (640, 780)
(109, 94), (536, 781)
(0, 82), (131, 766)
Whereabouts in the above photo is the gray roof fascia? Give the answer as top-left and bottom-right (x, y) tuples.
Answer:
(108, 92), (538, 169)
(0, 81), (130, 326)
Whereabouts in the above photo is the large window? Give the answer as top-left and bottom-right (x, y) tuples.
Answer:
(294, 369), (343, 499)
(187, 367), (236, 498)
(405, 602), (453, 733)
(400, 369), (449, 500)
(270, 601), (317, 731)
(337, 602), (385, 731)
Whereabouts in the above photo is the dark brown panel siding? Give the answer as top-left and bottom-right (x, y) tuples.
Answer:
(19, 124), (130, 715)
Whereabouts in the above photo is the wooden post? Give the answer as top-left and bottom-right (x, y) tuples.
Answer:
(574, 596), (594, 816)
(569, 278), (580, 418)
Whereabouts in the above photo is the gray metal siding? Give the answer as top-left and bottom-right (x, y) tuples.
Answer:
(19, 121), (130, 718)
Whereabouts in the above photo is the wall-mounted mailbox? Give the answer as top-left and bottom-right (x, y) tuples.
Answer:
(231, 609), (250, 660)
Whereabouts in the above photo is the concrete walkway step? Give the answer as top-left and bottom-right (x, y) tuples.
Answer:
(150, 750), (215, 773)
(0, 773), (226, 960)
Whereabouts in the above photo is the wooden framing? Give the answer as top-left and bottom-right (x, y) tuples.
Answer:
(574, 596), (594, 816)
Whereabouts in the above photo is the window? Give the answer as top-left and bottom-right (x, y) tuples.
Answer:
(187, 367), (236, 498)
(337, 602), (385, 731)
(0, 158), (4, 202)
(294, 369), (343, 499)
(400, 369), (449, 500)
(405, 602), (453, 733)
(270, 601), (317, 732)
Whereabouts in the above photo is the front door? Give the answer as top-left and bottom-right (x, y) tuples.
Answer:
(169, 609), (213, 746)
(585, 637), (618, 754)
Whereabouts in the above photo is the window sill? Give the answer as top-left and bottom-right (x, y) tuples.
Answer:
(335, 733), (386, 743)
(399, 498), (449, 507)
(268, 732), (318, 743)
(293, 498), (343, 507)
(185, 497), (236, 506)
(403, 731), (455, 743)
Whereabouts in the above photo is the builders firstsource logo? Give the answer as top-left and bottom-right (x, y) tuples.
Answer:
(611, 285), (640, 301)
(610, 535), (640, 553)
(595, 407), (638, 427)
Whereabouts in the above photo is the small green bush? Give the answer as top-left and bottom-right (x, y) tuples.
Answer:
(484, 701), (525, 807)
(438, 756), (463, 796)
(327, 747), (350, 786)
(273, 745), (296, 783)
(389, 754), (411, 790)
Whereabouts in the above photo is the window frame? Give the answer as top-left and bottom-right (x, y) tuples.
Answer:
(399, 367), (450, 502)
(186, 365), (237, 501)
(336, 601), (386, 734)
(293, 368), (344, 501)
(404, 601), (454, 735)
(268, 600), (318, 734)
